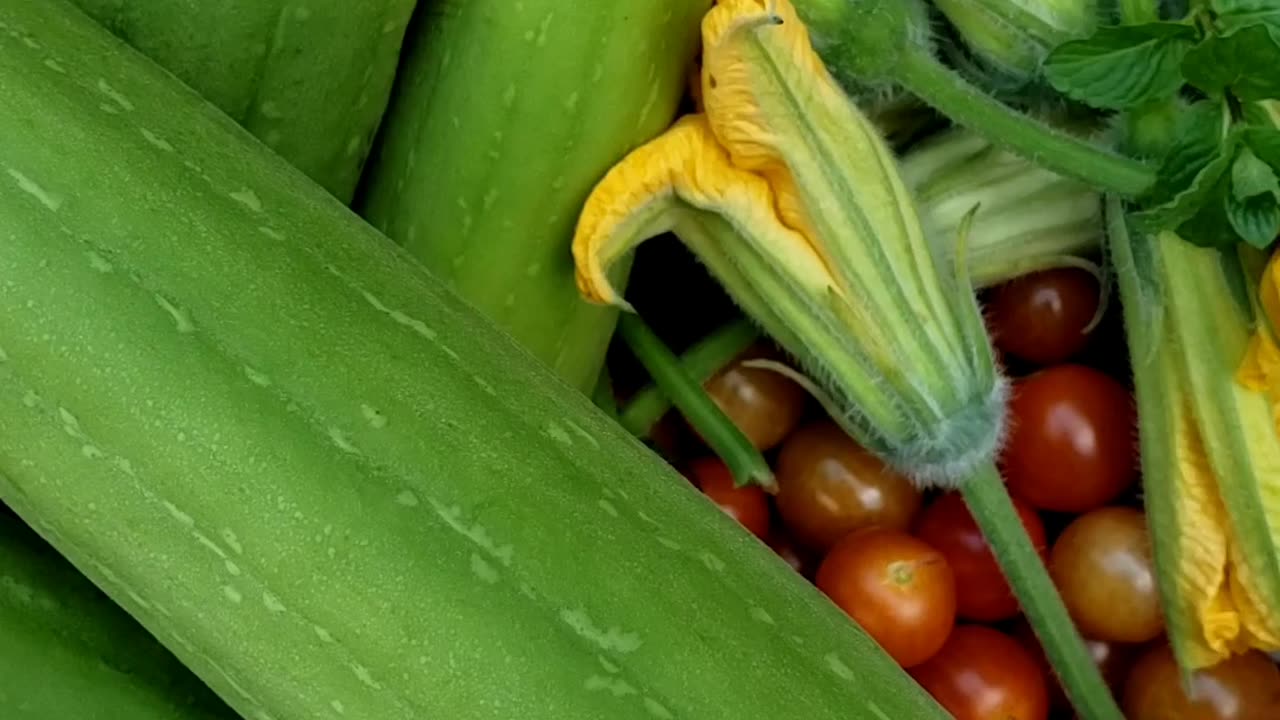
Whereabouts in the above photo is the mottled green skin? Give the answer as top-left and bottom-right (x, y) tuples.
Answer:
(357, 1), (708, 393)
(0, 519), (234, 719)
(0, 2), (950, 719)
(68, 0), (417, 203)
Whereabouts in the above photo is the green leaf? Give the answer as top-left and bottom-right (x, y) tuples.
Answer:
(1183, 24), (1280, 101)
(1133, 136), (1238, 237)
(1175, 171), (1240, 248)
(1211, 0), (1280, 33)
(1231, 146), (1280, 199)
(1044, 23), (1198, 110)
(1242, 127), (1280, 166)
(1225, 147), (1280, 246)
(1144, 101), (1227, 206)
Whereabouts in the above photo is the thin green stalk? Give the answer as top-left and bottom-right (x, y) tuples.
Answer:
(896, 47), (1157, 198)
(616, 314), (774, 490)
(618, 319), (762, 437)
(961, 465), (1126, 720)
(1119, 0), (1161, 23)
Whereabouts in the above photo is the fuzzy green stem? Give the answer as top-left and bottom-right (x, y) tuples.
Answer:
(961, 465), (1125, 720)
(895, 47), (1157, 198)
(1119, 0), (1161, 23)
(616, 314), (774, 490)
(618, 319), (762, 437)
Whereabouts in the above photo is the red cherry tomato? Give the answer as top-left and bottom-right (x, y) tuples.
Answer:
(910, 624), (1051, 720)
(987, 267), (1100, 366)
(1123, 645), (1280, 719)
(815, 527), (956, 668)
(702, 353), (807, 451)
(1000, 364), (1138, 513)
(914, 492), (1047, 622)
(775, 421), (922, 552)
(687, 457), (771, 539)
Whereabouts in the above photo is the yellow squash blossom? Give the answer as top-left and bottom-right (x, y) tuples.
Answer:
(573, 0), (1005, 488)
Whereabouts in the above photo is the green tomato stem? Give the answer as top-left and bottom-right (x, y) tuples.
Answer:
(961, 464), (1126, 720)
(895, 47), (1157, 198)
(617, 318), (761, 437)
(616, 314), (774, 490)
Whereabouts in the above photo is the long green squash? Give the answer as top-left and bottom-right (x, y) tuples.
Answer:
(357, 0), (708, 393)
(0, 2), (948, 719)
(67, 0), (418, 202)
(1, 515), (234, 719)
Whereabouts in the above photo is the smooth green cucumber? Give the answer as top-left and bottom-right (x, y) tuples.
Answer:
(357, 1), (708, 393)
(67, 0), (417, 202)
(0, 2), (947, 719)
(1, 516), (234, 719)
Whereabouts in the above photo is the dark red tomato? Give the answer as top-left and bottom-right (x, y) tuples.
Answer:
(1123, 645), (1280, 719)
(688, 457), (771, 539)
(987, 268), (1100, 366)
(775, 421), (923, 552)
(702, 351), (807, 451)
(1001, 364), (1138, 513)
(914, 491), (1047, 622)
(910, 624), (1050, 720)
(815, 527), (956, 668)
(1010, 618), (1141, 712)
(766, 531), (814, 577)
(1050, 506), (1163, 644)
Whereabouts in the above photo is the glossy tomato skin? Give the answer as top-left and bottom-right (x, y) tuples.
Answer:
(1001, 364), (1138, 513)
(1049, 506), (1163, 644)
(1123, 645), (1280, 719)
(914, 492), (1047, 622)
(775, 421), (922, 552)
(702, 352), (807, 451)
(987, 268), (1100, 366)
(815, 527), (956, 668)
(910, 624), (1051, 720)
(688, 457), (771, 540)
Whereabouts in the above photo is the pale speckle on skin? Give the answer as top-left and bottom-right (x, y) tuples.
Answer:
(225, 560), (242, 576)
(126, 590), (152, 610)
(244, 366), (272, 387)
(314, 625), (335, 643)
(351, 663), (383, 690)
(471, 553), (500, 584)
(22, 391), (41, 408)
(584, 675), (638, 697)
(99, 103), (120, 115)
(97, 78), (134, 110)
(154, 295), (195, 333)
(482, 188), (499, 211)
(597, 499), (619, 517)
(330, 699), (346, 715)
(519, 582), (537, 600)
(636, 511), (661, 527)
(21, 35), (39, 49)
(545, 422), (573, 445)
(429, 499), (515, 566)
(141, 128), (174, 151)
(345, 135), (362, 157)
(193, 532), (228, 559)
(867, 701), (892, 720)
(87, 251), (113, 273)
(58, 407), (84, 439)
(222, 585), (244, 604)
(230, 188), (263, 212)
(503, 293), (516, 308)
(329, 427), (360, 454)
(221, 529), (244, 555)
(564, 91), (580, 112)
(294, 6), (312, 20)
(559, 607), (642, 653)
(258, 226), (283, 240)
(655, 536), (681, 551)
(598, 655), (621, 673)
(825, 652), (855, 680)
(7, 168), (63, 211)
(395, 490), (420, 507)
(0, 346), (6, 362)
(502, 84), (517, 108)
(358, 289), (438, 341)
(43, 58), (65, 73)
(645, 698), (675, 719)
(164, 502), (195, 527)
(474, 377), (497, 396)
(535, 12), (555, 46)
(592, 62), (605, 83)
(259, 101), (283, 119)
(749, 606), (775, 625)
(700, 552), (726, 572)
(263, 591), (287, 613)
(381, 19), (398, 33)
(361, 404), (388, 428)
(566, 420), (599, 448)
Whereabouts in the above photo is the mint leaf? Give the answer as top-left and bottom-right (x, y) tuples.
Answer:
(1212, 0), (1280, 33)
(1183, 24), (1280, 101)
(1144, 101), (1226, 206)
(1225, 146), (1280, 246)
(1242, 127), (1280, 166)
(1133, 117), (1238, 237)
(1044, 23), (1198, 110)
(1176, 172), (1239, 248)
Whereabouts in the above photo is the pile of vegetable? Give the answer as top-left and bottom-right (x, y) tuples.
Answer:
(3, 0), (1280, 718)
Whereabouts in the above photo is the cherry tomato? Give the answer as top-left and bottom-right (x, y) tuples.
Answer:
(815, 527), (956, 668)
(1123, 645), (1280, 719)
(775, 421), (922, 552)
(1049, 506), (1163, 644)
(910, 624), (1050, 720)
(766, 531), (814, 577)
(914, 492), (1047, 622)
(1010, 618), (1141, 712)
(1001, 364), (1138, 513)
(702, 350), (807, 451)
(687, 457), (771, 539)
(987, 267), (1100, 366)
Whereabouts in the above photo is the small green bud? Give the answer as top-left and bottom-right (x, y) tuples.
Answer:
(933, 0), (1098, 83)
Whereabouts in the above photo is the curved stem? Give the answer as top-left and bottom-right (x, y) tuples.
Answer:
(616, 314), (774, 491)
(961, 464), (1125, 720)
(895, 47), (1157, 198)
(618, 318), (761, 437)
